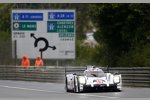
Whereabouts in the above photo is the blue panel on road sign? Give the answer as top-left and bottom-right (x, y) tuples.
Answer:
(13, 13), (43, 21)
(48, 12), (74, 20)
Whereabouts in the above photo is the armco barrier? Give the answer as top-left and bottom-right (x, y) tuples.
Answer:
(0, 65), (150, 87)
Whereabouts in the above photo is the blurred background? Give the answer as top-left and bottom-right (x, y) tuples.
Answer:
(1, 3), (150, 67)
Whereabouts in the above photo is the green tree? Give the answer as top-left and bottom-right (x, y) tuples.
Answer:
(90, 4), (150, 67)
(0, 4), (13, 40)
(117, 44), (150, 67)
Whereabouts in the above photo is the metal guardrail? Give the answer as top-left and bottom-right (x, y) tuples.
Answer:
(0, 65), (150, 87)
(0, 66), (64, 83)
(109, 67), (150, 87)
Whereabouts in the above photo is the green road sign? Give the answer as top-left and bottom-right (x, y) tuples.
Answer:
(47, 21), (74, 33)
(13, 22), (37, 31)
(12, 10), (76, 59)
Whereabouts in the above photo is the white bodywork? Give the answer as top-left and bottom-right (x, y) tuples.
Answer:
(65, 67), (122, 93)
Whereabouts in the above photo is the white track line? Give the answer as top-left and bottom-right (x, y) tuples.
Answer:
(0, 85), (119, 98)
(0, 85), (62, 94)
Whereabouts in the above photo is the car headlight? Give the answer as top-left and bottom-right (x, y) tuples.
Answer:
(79, 76), (86, 84)
(114, 76), (120, 83)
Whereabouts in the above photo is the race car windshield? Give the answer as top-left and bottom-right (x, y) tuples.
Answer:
(84, 71), (105, 77)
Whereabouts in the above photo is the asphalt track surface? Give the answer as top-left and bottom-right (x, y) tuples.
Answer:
(0, 80), (150, 99)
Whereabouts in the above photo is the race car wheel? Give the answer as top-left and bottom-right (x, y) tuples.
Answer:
(74, 76), (80, 93)
(65, 77), (69, 92)
(113, 85), (121, 92)
(114, 88), (121, 92)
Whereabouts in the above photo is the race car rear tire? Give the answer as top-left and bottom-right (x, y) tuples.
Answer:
(113, 85), (121, 92)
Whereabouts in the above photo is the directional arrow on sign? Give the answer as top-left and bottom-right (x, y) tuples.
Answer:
(30, 33), (37, 40)
(30, 33), (56, 58)
(30, 33), (56, 51)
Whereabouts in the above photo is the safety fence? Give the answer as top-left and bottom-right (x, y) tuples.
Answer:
(0, 65), (150, 87)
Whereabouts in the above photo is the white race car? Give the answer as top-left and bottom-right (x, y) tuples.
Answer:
(65, 66), (122, 93)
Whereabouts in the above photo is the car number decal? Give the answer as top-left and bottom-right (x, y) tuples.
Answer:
(96, 80), (102, 84)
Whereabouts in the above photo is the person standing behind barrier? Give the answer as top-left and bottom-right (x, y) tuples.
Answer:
(21, 54), (30, 67)
(35, 56), (44, 67)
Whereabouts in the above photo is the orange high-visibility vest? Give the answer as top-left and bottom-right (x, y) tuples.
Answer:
(21, 55), (30, 67)
(35, 57), (44, 66)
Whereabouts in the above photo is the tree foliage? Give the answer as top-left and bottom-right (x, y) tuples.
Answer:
(90, 4), (150, 67)
(0, 4), (13, 40)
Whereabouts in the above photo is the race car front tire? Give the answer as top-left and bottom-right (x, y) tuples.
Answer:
(74, 76), (80, 93)
(65, 77), (69, 92)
